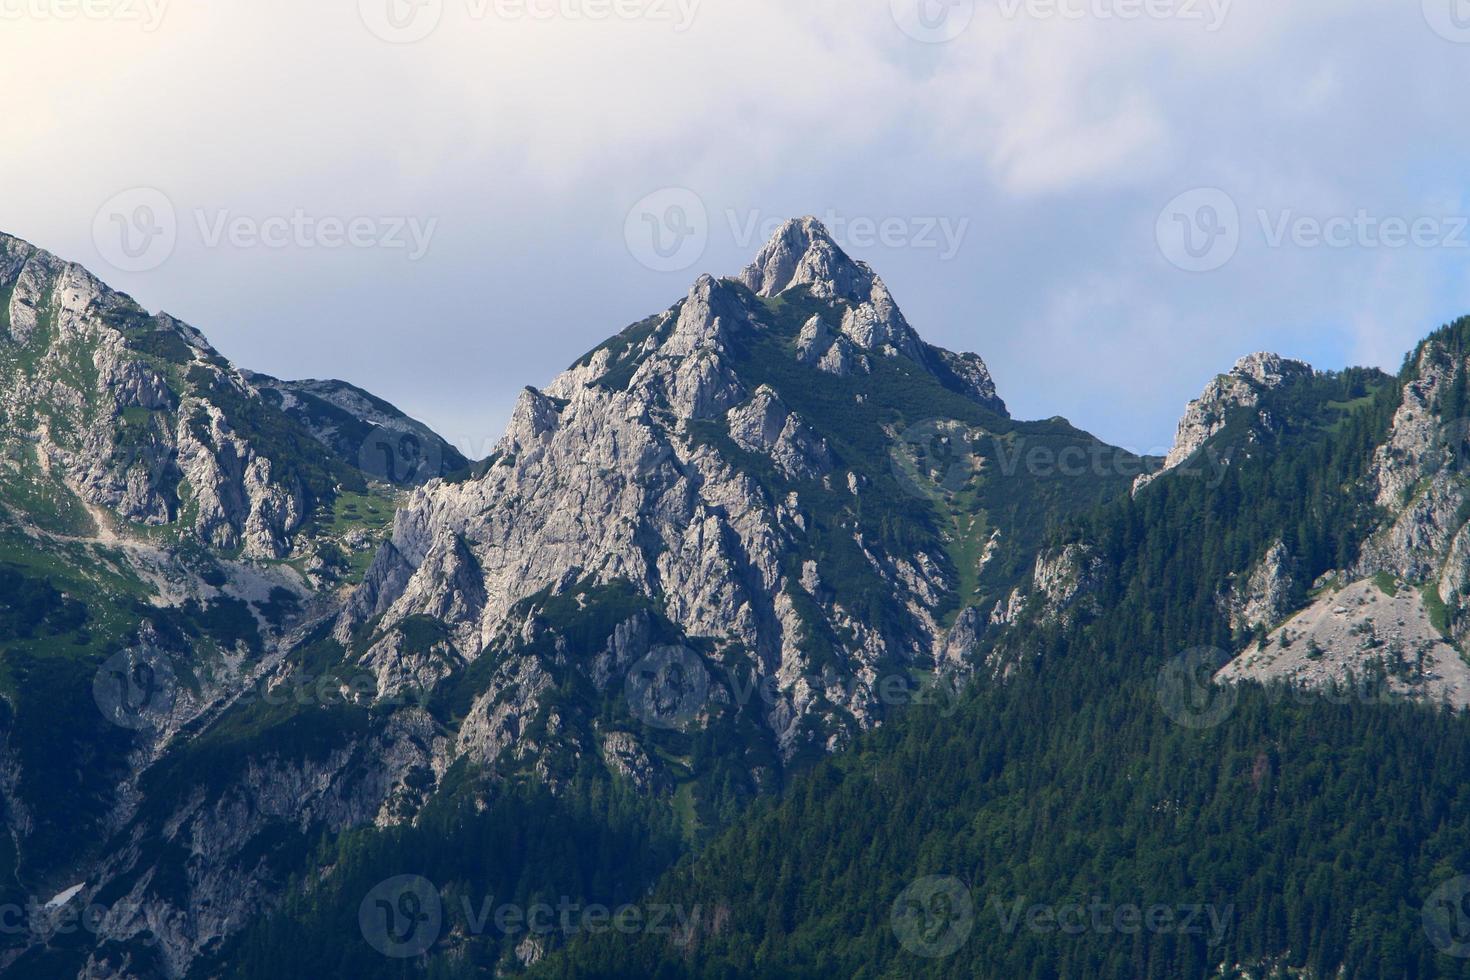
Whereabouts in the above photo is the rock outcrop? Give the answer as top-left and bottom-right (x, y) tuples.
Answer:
(1227, 540), (1296, 633)
(1135, 352), (1312, 492)
(1217, 577), (1470, 708)
(0, 233), (455, 560)
(339, 220), (1010, 762)
(0, 220), (1139, 978)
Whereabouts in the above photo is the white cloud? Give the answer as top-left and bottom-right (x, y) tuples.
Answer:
(0, 0), (1467, 451)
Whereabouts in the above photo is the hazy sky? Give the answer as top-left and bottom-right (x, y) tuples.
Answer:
(3, 0), (1469, 459)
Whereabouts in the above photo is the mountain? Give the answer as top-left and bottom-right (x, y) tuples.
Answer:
(336, 215), (1138, 768)
(1131, 352), (1314, 493)
(1210, 322), (1470, 706)
(0, 231), (466, 975)
(0, 219), (1147, 977)
(10, 217), (1470, 979)
(0, 233), (464, 557)
(524, 321), (1470, 980)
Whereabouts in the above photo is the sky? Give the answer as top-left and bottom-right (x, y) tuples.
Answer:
(2, 0), (1469, 460)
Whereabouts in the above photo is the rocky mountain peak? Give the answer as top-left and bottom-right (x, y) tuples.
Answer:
(336, 216), (1035, 785)
(1231, 351), (1313, 388)
(1136, 350), (1313, 491)
(662, 273), (745, 356)
(738, 216), (873, 303)
(730, 217), (1002, 410)
(0, 229), (463, 564)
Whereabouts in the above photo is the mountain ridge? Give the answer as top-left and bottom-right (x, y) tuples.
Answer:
(10, 219), (1470, 978)
(0, 218), (1148, 976)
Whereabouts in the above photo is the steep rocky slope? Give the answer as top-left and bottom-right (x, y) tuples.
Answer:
(20, 219), (1144, 978)
(1119, 323), (1470, 704)
(339, 217), (1137, 763)
(0, 232), (464, 976)
(13, 221), (1470, 978)
(521, 327), (1470, 980)
(0, 232), (463, 564)
(1133, 352), (1313, 492)
(1211, 324), (1470, 700)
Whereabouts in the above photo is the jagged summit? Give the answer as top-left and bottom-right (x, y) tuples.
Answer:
(335, 212), (1134, 800)
(738, 216), (875, 302)
(548, 218), (1007, 418)
(734, 216), (940, 375)
(0, 229), (463, 558)
(1135, 350), (1314, 491)
(1230, 351), (1314, 386)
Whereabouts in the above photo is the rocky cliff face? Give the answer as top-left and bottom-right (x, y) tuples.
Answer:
(2, 235), (294, 558)
(1, 221), (1143, 978)
(1353, 337), (1470, 589)
(337, 218), (1029, 765)
(1217, 577), (1470, 707)
(1170, 323), (1470, 702)
(1135, 352), (1313, 492)
(245, 374), (468, 485)
(0, 231), (470, 977)
(1226, 540), (1296, 633)
(0, 232), (454, 560)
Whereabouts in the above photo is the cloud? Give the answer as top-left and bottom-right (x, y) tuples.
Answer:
(0, 0), (1467, 452)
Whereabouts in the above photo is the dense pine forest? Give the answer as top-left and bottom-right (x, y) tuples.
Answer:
(203, 337), (1470, 977)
